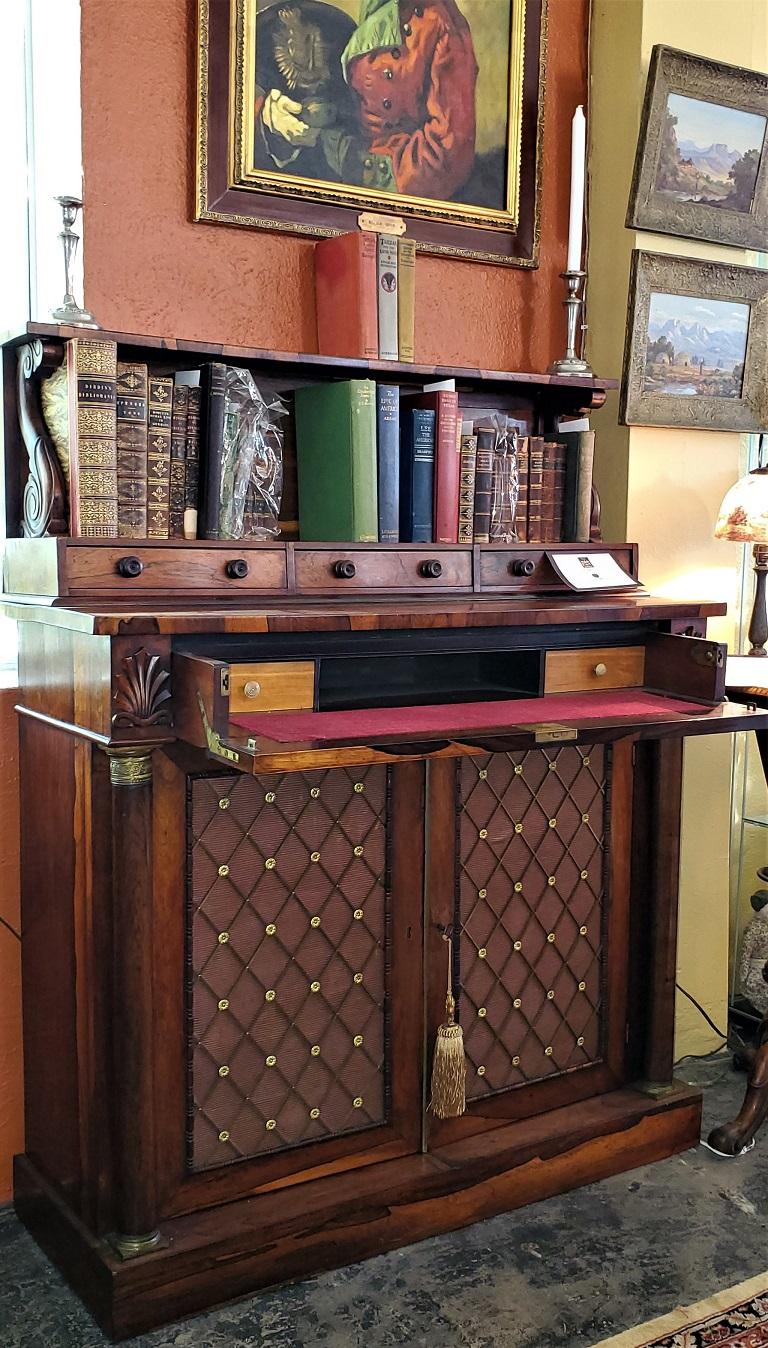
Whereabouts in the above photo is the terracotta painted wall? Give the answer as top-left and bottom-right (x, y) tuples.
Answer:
(81, 0), (588, 371)
(0, 688), (22, 1204)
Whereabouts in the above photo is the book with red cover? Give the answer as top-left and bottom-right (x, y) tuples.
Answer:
(540, 439), (557, 543)
(315, 231), (378, 360)
(551, 438), (567, 543)
(401, 390), (460, 543)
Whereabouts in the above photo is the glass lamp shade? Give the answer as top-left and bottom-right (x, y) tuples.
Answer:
(714, 466), (768, 544)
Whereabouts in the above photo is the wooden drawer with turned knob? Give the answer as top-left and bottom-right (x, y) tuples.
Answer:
(293, 544), (472, 592)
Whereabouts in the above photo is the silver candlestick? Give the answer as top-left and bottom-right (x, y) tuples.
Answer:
(548, 270), (592, 375)
(51, 195), (100, 328)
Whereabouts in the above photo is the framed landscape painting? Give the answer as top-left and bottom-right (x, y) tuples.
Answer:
(627, 46), (768, 250)
(621, 251), (768, 431)
(196, 0), (546, 265)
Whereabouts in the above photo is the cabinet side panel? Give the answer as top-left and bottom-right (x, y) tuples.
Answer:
(18, 717), (81, 1200)
(187, 765), (390, 1170)
(458, 744), (610, 1099)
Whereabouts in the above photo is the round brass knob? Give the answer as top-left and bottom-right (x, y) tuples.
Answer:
(419, 559), (443, 579)
(116, 555), (143, 578)
(243, 681), (261, 699)
(226, 558), (249, 579)
(594, 662), (608, 677)
(333, 560), (357, 579)
(510, 558), (536, 577)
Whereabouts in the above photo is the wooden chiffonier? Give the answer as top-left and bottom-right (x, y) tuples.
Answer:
(4, 326), (768, 1340)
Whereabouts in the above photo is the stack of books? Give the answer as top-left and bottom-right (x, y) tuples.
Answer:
(315, 231), (415, 364)
(41, 337), (284, 541)
(294, 382), (596, 545)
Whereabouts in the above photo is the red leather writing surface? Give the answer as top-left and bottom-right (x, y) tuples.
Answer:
(231, 690), (709, 744)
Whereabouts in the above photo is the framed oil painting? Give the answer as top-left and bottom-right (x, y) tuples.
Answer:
(627, 46), (768, 250)
(621, 251), (768, 431)
(196, 0), (546, 265)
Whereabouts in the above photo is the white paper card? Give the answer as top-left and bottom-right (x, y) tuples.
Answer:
(547, 550), (639, 591)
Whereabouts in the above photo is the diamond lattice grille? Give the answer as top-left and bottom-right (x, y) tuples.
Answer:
(457, 745), (609, 1101)
(187, 767), (390, 1171)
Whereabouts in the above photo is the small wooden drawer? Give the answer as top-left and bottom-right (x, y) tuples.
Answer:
(477, 545), (638, 592)
(66, 545), (288, 593)
(227, 661), (315, 712)
(294, 547), (472, 592)
(544, 645), (645, 694)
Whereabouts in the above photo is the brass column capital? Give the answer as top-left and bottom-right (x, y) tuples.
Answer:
(107, 748), (153, 788)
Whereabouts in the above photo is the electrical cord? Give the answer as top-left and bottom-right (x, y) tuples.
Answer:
(675, 982), (729, 1041)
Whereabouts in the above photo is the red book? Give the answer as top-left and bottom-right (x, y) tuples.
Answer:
(402, 390), (460, 543)
(315, 232), (378, 360)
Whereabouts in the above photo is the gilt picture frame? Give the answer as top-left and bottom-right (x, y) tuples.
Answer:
(627, 46), (768, 250)
(196, 0), (546, 266)
(621, 251), (768, 432)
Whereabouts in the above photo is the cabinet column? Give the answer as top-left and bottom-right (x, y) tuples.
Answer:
(107, 748), (163, 1258)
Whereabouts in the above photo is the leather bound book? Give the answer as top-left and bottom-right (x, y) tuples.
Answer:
(294, 380), (378, 542)
(66, 337), (118, 538)
(169, 383), (189, 538)
(376, 383), (400, 543)
(184, 385), (202, 539)
(527, 435), (544, 543)
(146, 374), (173, 538)
(198, 363), (227, 540)
(115, 361), (148, 538)
(402, 390), (459, 544)
(552, 439), (567, 543)
(540, 440), (557, 543)
(514, 436), (529, 542)
(397, 237), (416, 363)
(315, 231), (378, 360)
(457, 431), (477, 544)
(557, 429), (596, 543)
(472, 427), (495, 544)
(399, 407), (435, 543)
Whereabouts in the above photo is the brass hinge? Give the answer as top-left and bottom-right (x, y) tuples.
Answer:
(196, 690), (240, 764)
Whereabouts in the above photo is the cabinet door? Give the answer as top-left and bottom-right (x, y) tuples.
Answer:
(153, 753), (424, 1217)
(425, 739), (632, 1147)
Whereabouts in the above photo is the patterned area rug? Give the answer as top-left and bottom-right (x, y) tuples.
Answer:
(594, 1271), (768, 1346)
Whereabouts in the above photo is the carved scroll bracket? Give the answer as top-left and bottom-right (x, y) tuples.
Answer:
(112, 647), (173, 729)
(17, 339), (67, 538)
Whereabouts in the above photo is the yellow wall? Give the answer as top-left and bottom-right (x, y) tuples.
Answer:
(589, 0), (768, 1056)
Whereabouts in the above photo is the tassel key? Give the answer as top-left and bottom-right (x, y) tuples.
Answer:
(428, 944), (467, 1119)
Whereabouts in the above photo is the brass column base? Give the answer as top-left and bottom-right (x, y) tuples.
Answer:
(108, 1229), (167, 1260)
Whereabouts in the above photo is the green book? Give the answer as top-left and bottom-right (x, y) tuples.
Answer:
(294, 379), (378, 541)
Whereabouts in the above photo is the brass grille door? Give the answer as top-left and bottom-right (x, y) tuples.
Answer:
(426, 741), (632, 1146)
(186, 762), (422, 1181)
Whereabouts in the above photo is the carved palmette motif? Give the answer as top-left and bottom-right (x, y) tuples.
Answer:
(112, 648), (172, 728)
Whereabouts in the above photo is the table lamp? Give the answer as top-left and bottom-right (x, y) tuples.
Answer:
(715, 451), (768, 657)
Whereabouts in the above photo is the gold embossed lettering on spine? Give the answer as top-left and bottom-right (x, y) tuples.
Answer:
(66, 337), (119, 537)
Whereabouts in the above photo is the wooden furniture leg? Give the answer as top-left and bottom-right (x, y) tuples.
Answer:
(107, 748), (164, 1257)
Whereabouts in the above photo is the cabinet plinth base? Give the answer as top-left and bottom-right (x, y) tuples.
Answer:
(15, 1083), (702, 1342)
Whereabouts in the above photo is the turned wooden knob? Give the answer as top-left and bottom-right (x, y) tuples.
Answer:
(226, 559), (249, 579)
(243, 681), (261, 699)
(419, 559), (443, 579)
(594, 662), (608, 677)
(510, 559), (536, 577)
(333, 560), (357, 579)
(116, 555), (143, 579)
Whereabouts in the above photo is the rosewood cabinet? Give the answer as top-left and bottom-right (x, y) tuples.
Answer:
(4, 327), (766, 1339)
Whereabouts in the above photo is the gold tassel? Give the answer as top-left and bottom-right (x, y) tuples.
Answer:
(428, 935), (466, 1119)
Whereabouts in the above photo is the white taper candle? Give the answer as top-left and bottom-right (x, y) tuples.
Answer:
(566, 105), (586, 272)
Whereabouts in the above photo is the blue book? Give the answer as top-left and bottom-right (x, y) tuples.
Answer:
(400, 407), (436, 543)
(376, 384), (400, 543)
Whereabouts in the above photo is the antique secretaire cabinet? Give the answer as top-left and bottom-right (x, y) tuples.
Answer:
(4, 326), (766, 1340)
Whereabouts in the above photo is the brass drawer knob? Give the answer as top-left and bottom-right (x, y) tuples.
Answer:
(243, 681), (261, 699)
(419, 559), (443, 579)
(116, 555), (143, 579)
(226, 558), (249, 579)
(333, 559), (357, 579)
(593, 662), (608, 677)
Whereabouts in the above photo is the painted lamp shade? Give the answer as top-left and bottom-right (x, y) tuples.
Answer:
(715, 466), (768, 543)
